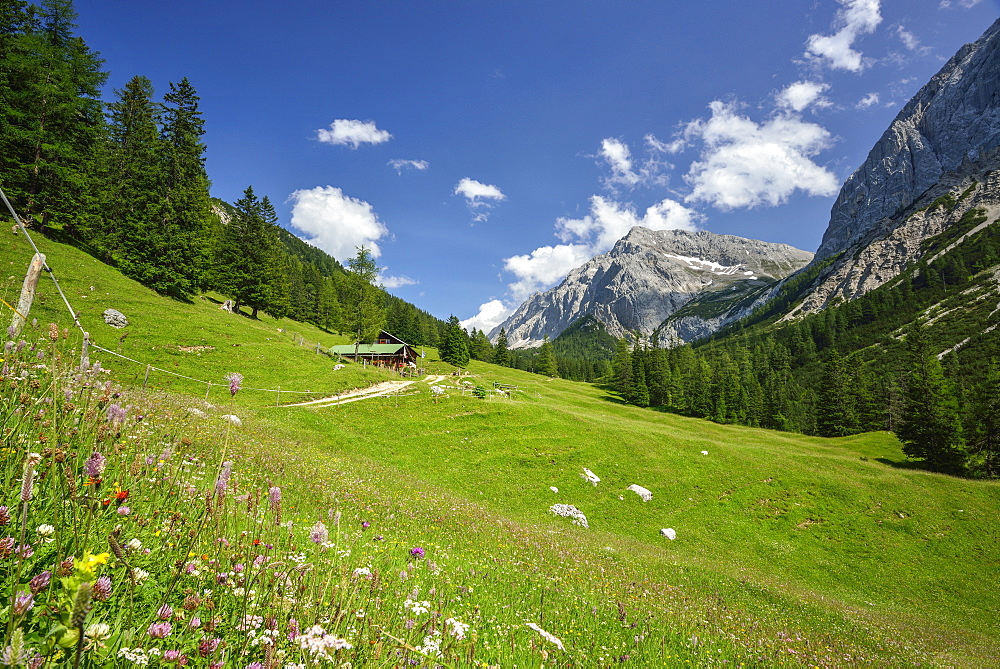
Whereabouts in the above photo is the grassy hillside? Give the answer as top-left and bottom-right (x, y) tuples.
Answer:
(2, 229), (998, 666)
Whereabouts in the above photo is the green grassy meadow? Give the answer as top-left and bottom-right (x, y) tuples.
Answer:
(2, 230), (998, 667)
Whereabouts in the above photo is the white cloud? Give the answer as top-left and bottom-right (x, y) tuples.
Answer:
(461, 299), (513, 333)
(316, 119), (392, 149)
(645, 133), (686, 154)
(776, 81), (831, 112)
(682, 101), (839, 210)
(288, 186), (388, 261)
(454, 178), (505, 203)
(388, 159), (429, 174)
(805, 0), (883, 72)
(454, 178), (506, 222)
(378, 273), (417, 289)
(939, 0), (983, 7)
(502, 195), (701, 303)
(856, 92), (881, 109)
(503, 244), (594, 303)
(598, 136), (673, 192)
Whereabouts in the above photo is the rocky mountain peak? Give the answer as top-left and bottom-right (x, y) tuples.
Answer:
(491, 227), (812, 347)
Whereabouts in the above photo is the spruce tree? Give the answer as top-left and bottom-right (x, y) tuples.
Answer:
(817, 350), (857, 437)
(538, 336), (559, 377)
(344, 247), (387, 356)
(612, 338), (633, 400)
(493, 329), (511, 367)
(896, 324), (966, 473)
(440, 316), (470, 367)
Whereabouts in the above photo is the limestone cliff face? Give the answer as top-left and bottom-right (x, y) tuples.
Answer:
(491, 227), (812, 347)
(817, 18), (1000, 260)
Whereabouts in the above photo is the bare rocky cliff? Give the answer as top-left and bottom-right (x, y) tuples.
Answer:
(491, 227), (812, 347)
(816, 18), (1000, 261)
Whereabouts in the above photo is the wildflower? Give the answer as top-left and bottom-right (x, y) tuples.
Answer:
(76, 552), (111, 576)
(403, 599), (430, 615)
(410, 546), (425, 559)
(268, 486), (282, 525)
(106, 403), (127, 427)
(126, 538), (142, 552)
(29, 570), (51, 594)
(0, 506), (10, 525)
(445, 617), (470, 639)
(288, 619), (299, 641)
(14, 543), (33, 559)
(56, 556), (74, 576)
(133, 568), (150, 583)
(416, 630), (442, 657)
(352, 566), (372, 578)
(13, 592), (34, 615)
(0, 537), (17, 557)
(71, 582), (93, 628)
(198, 637), (220, 657)
(21, 454), (41, 501)
(1, 629), (28, 667)
(163, 650), (185, 663)
(35, 524), (55, 542)
(84, 451), (107, 479)
(147, 621), (172, 639)
(89, 575), (112, 602)
(361, 520), (370, 529)
(526, 622), (565, 651)
(309, 521), (329, 544)
(189, 616), (201, 629)
(227, 372), (243, 396)
(85, 623), (112, 641)
(117, 506), (131, 516)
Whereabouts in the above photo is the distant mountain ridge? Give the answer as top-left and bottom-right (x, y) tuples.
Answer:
(491, 227), (813, 347)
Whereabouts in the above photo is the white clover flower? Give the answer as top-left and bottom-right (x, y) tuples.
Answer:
(85, 623), (112, 641)
(36, 524), (55, 537)
(125, 538), (142, 552)
(133, 568), (150, 583)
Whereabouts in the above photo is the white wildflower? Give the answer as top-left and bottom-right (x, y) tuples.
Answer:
(526, 622), (565, 651)
(416, 630), (442, 657)
(445, 617), (470, 640)
(626, 484), (652, 502)
(35, 524), (55, 542)
(404, 598), (431, 615)
(352, 566), (372, 578)
(133, 568), (150, 582)
(85, 622), (112, 641)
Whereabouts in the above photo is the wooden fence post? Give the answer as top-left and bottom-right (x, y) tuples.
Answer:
(9, 253), (45, 338)
(80, 332), (90, 370)
(143, 365), (151, 388)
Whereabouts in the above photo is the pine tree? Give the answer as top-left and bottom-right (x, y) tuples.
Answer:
(493, 329), (511, 367)
(966, 364), (1000, 477)
(344, 247), (387, 355)
(538, 336), (559, 377)
(612, 338), (633, 400)
(816, 350), (857, 437)
(895, 324), (966, 473)
(0, 0), (107, 228)
(440, 316), (470, 367)
(469, 329), (494, 363)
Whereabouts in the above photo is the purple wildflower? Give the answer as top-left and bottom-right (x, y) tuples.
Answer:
(0, 506), (10, 525)
(29, 571), (51, 594)
(92, 575), (112, 601)
(410, 546), (426, 559)
(309, 521), (329, 544)
(246, 664), (264, 669)
(215, 461), (233, 500)
(157, 604), (173, 620)
(13, 592), (34, 615)
(106, 403), (127, 426)
(117, 506), (131, 516)
(227, 372), (243, 396)
(288, 618), (299, 641)
(14, 544), (33, 559)
(189, 616), (201, 629)
(362, 520), (370, 529)
(147, 621), (172, 639)
(83, 451), (107, 479)
(163, 650), (184, 663)
(198, 637), (220, 657)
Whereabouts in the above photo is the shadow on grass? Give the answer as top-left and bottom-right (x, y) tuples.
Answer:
(875, 457), (927, 471)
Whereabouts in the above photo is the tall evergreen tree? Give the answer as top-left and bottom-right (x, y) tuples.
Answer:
(0, 0), (106, 228)
(538, 336), (559, 377)
(816, 350), (857, 437)
(440, 316), (470, 367)
(493, 328), (511, 367)
(213, 187), (289, 318)
(344, 247), (387, 356)
(896, 324), (966, 473)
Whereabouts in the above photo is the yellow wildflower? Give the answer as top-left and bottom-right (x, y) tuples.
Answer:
(76, 552), (111, 576)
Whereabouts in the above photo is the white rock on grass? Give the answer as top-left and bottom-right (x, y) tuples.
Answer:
(549, 486), (559, 493)
(186, 408), (206, 418)
(627, 484), (652, 502)
(701, 450), (708, 455)
(221, 414), (242, 427)
(549, 504), (589, 529)
(660, 528), (677, 540)
(581, 468), (600, 486)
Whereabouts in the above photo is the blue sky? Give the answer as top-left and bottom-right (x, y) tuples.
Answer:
(74, 0), (999, 331)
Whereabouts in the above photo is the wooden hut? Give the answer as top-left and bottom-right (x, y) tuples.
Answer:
(329, 331), (419, 370)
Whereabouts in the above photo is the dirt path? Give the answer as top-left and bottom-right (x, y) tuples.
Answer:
(282, 374), (445, 407)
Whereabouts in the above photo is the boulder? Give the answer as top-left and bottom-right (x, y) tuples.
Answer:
(102, 308), (129, 328)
